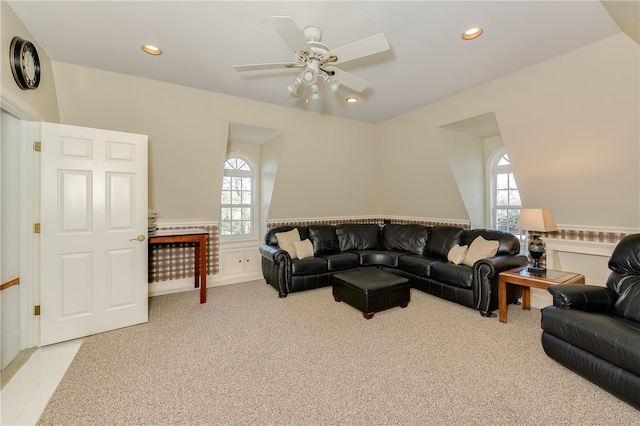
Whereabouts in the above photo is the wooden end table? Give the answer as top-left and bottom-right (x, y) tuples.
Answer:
(498, 265), (585, 323)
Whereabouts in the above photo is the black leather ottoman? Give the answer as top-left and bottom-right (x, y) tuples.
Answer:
(332, 269), (410, 319)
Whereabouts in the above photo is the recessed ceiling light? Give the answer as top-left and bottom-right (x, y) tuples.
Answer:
(345, 97), (358, 103)
(462, 27), (483, 40)
(142, 44), (162, 55)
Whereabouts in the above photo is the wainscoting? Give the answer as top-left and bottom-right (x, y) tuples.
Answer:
(147, 218), (637, 307)
(528, 228), (635, 309)
(147, 222), (263, 297)
(148, 222), (219, 297)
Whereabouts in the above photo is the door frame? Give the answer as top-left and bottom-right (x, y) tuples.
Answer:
(1, 87), (43, 349)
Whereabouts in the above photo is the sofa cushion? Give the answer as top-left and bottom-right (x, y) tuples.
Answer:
(293, 239), (314, 260)
(265, 225), (309, 246)
(336, 224), (380, 251)
(424, 226), (464, 258)
(308, 225), (340, 254)
(398, 255), (443, 278)
(430, 262), (474, 289)
(275, 228), (301, 259)
(382, 224), (430, 255)
(291, 257), (329, 276)
(318, 252), (360, 271)
(359, 250), (406, 267)
(463, 229), (519, 256)
(612, 276), (640, 321)
(462, 236), (499, 267)
(608, 233), (640, 275)
(541, 305), (640, 377)
(447, 245), (468, 265)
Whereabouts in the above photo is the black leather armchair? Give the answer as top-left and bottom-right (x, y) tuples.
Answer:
(540, 233), (640, 409)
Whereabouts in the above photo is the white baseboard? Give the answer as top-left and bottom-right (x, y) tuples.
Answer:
(514, 289), (551, 311)
(529, 288), (552, 310)
(148, 277), (203, 297)
(148, 273), (263, 297)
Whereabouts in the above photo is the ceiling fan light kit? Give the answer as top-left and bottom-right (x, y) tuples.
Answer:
(233, 16), (390, 101)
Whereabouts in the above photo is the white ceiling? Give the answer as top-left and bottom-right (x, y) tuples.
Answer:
(9, 1), (624, 124)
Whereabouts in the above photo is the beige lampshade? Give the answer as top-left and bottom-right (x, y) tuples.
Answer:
(515, 209), (558, 233)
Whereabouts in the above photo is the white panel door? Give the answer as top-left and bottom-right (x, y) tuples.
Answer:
(40, 122), (148, 346)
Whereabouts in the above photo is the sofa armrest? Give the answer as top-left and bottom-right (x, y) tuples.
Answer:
(259, 244), (292, 297)
(259, 244), (289, 264)
(473, 254), (529, 316)
(474, 254), (529, 277)
(548, 284), (618, 313)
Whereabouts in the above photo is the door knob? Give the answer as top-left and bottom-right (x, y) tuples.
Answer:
(130, 235), (145, 242)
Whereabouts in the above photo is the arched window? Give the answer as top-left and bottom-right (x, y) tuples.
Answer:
(489, 149), (521, 234)
(221, 154), (255, 237)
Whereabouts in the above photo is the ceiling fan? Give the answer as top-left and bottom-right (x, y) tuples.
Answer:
(233, 16), (390, 100)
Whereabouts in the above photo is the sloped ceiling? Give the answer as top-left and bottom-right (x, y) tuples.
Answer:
(8, 1), (627, 123)
(601, 0), (640, 44)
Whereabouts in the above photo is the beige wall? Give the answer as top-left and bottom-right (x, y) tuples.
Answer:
(501, 34), (638, 230)
(260, 134), (283, 237)
(375, 107), (470, 222)
(52, 62), (379, 224)
(45, 32), (640, 232)
(1, 1), (60, 121)
(3, 1), (639, 233)
(379, 33), (640, 231)
(438, 128), (486, 228)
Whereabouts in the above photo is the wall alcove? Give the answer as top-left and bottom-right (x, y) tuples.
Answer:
(438, 112), (507, 230)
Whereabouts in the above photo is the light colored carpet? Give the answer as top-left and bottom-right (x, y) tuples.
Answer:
(37, 280), (639, 425)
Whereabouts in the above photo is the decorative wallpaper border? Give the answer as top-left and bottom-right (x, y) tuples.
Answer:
(148, 223), (219, 283)
(539, 229), (629, 245)
(267, 217), (634, 245)
(266, 216), (471, 230)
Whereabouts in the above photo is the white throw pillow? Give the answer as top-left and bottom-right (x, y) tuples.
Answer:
(447, 244), (468, 265)
(275, 228), (301, 259)
(462, 236), (499, 267)
(293, 239), (314, 260)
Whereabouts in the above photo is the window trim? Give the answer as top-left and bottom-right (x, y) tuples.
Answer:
(488, 148), (522, 236)
(220, 152), (257, 240)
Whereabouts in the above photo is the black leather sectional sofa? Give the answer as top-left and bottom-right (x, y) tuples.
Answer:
(259, 223), (528, 317)
(541, 233), (640, 409)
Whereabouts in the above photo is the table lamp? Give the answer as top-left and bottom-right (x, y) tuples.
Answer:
(515, 208), (558, 274)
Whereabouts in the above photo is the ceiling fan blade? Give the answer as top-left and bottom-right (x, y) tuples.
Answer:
(271, 16), (309, 53)
(233, 62), (301, 72)
(328, 33), (390, 65)
(324, 66), (370, 92)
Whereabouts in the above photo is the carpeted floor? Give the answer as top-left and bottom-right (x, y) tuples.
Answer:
(37, 280), (639, 425)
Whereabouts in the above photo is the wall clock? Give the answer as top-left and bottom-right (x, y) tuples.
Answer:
(10, 36), (41, 90)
